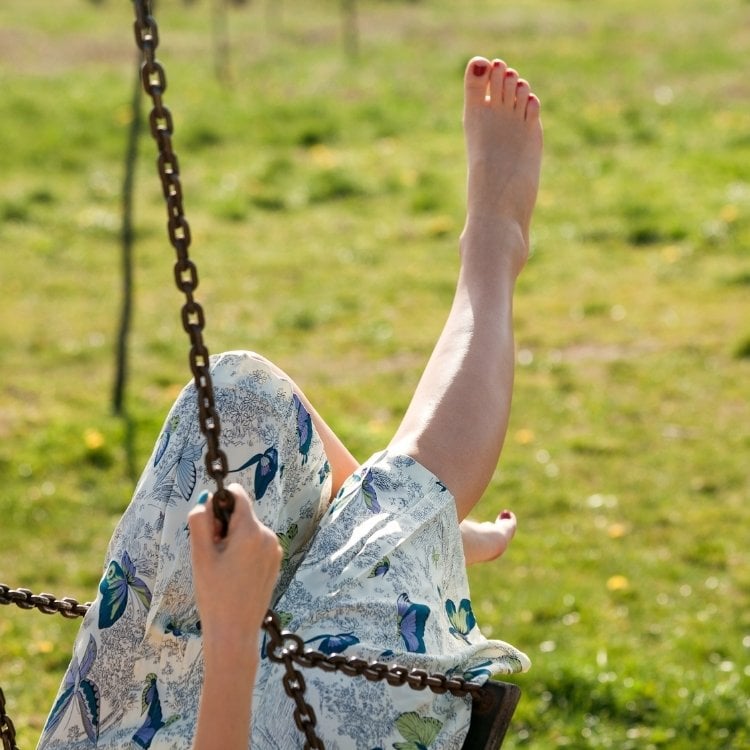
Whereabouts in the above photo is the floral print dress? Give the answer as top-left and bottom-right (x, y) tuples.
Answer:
(38, 351), (529, 750)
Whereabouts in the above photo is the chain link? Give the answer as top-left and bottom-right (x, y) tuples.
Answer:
(133, 2), (321, 741)
(263, 611), (482, 698)
(132, 0), (234, 537)
(0, 584), (90, 618)
(0, 688), (18, 750)
(1, 586), (482, 702)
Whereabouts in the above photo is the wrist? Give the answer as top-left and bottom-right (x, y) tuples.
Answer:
(202, 629), (260, 670)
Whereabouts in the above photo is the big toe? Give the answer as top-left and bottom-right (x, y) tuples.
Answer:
(464, 56), (491, 108)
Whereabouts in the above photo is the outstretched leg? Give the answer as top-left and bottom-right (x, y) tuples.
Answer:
(389, 56), (543, 520)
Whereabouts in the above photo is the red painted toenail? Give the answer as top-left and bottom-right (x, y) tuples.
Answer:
(500, 510), (512, 519)
(472, 62), (488, 77)
(493, 60), (502, 68)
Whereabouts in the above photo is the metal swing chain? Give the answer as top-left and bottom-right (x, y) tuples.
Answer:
(0, 688), (18, 750)
(0, 585), (487, 710)
(132, 0), (235, 537)
(129, 3), (487, 739)
(0, 586), (487, 750)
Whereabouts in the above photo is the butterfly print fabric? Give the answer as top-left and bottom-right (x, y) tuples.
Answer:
(39, 351), (529, 750)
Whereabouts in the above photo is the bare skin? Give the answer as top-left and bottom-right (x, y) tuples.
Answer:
(268, 362), (519, 566)
(388, 56), (542, 520)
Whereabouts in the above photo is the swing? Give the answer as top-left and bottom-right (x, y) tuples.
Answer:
(0, 3), (522, 748)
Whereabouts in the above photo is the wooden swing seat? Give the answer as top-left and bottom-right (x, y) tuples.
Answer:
(462, 680), (521, 749)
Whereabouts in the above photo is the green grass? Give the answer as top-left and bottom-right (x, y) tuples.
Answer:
(1, 0), (749, 748)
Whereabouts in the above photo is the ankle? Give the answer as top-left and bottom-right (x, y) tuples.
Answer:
(459, 218), (528, 277)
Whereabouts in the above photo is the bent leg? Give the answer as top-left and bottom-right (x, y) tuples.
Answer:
(389, 57), (543, 520)
(38, 351), (332, 750)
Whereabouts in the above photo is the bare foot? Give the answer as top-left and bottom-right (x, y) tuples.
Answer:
(460, 511), (517, 566)
(461, 56), (543, 275)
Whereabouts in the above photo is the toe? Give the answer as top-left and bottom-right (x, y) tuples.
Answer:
(488, 59), (508, 105)
(515, 79), (531, 113)
(464, 56), (491, 107)
(525, 93), (541, 122)
(502, 67), (519, 105)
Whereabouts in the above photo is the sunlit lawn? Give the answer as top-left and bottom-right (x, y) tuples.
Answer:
(1, 1), (748, 748)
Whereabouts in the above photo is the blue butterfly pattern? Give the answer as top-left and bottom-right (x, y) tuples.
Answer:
(462, 660), (494, 682)
(304, 632), (360, 655)
(445, 598), (477, 643)
(98, 550), (152, 629)
(369, 556), (391, 578)
(42, 634), (100, 745)
(153, 416), (180, 468)
(132, 673), (179, 749)
(230, 446), (278, 500)
(397, 593), (430, 653)
(153, 429), (170, 467)
(362, 469), (381, 514)
(293, 393), (313, 463)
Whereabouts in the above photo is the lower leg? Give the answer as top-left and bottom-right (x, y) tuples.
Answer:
(389, 57), (543, 520)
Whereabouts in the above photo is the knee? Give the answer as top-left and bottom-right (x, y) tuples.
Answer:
(209, 350), (288, 387)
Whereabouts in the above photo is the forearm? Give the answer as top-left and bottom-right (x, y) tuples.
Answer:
(194, 644), (258, 750)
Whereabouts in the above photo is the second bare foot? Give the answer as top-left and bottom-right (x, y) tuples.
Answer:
(461, 510), (517, 566)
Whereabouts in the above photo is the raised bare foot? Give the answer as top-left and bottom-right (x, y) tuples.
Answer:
(461, 56), (543, 275)
(460, 510), (517, 566)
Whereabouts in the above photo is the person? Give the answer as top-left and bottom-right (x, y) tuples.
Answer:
(38, 54), (542, 749)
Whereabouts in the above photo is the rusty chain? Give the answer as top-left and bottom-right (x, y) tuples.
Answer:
(0, 586), (90, 618)
(0, 688), (18, 750)
(0, 5), (489, 749)
(132, 0), (234, 538)
(0, 585), (486, 750)
(0, 585), (485, 703)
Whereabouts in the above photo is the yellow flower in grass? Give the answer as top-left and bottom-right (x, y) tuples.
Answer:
(309, 144), (337, 169)
(514, 428), (535, 445)
(607, 523), (627, 539)
(607, 575), (630, 592)
(426, 215), (455, 238)
(84, 428), (105, 450)
(719, 204), (738, 223)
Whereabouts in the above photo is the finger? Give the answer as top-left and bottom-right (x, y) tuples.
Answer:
(224, 484), (283, 569)
(187, 490), (217, 562)
(226, 482), (261, 528)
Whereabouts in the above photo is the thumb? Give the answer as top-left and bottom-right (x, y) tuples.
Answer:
(187, 490), (219, 563)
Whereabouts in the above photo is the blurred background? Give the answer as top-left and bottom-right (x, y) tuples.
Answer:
(0, 1), (748, 747)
